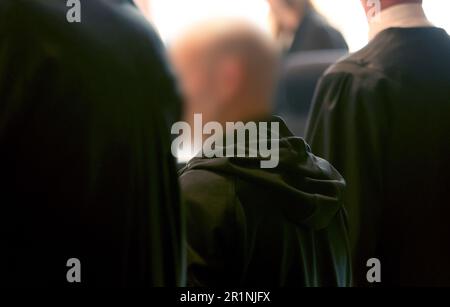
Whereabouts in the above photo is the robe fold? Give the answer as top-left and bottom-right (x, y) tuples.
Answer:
(306, 27), (450, 286)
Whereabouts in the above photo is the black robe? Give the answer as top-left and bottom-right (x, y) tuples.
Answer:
(0, 0), (184, 287)
(179, 117), (351, 287)
(288, 8), (348, 54)
(306, 27), (450, 286)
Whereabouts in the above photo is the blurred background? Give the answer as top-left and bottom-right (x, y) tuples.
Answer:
(142, 0), (450, 51)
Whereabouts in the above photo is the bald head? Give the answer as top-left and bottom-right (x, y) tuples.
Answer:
(171, 20), (279, 125)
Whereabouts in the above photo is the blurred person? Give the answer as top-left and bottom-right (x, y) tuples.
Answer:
(171, 21), (277, 139)
(268, 0), (348, 53)
(171, 21), (351, 287)
(306, 0), (450, 286)
(269, 0), (348, 138)
(0, 0), (184, 286)
(274, 49), (347, 137)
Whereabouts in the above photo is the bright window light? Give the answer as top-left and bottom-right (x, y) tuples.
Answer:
(149, 0), (450, 51)
(149, 0), (271, 45)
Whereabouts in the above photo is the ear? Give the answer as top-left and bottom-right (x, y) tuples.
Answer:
(215, 56), (244, 106)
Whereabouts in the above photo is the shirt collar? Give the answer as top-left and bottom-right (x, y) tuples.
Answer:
(369, 3), (433, 40)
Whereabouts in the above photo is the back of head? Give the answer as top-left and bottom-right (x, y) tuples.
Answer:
(171, 19), (280, 125)
(361, 0), (423, 14)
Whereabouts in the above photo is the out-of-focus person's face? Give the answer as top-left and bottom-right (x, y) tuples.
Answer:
(133, 0), (151, 19)
(267, 0), (303, 34)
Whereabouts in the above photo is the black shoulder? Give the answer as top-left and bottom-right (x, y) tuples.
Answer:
(321, 48), (392, 90)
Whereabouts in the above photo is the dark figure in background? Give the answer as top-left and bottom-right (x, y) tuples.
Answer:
(172, 21), (351, 287)
(268, 0), (348, 53)
(306, 0), (450, 286)
(268, 0), (348, 136)
(275, 49), (347, 136)
(0, 0), (184, 287)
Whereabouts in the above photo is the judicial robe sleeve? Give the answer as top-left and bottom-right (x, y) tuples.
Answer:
(305, 66), (392, 279)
